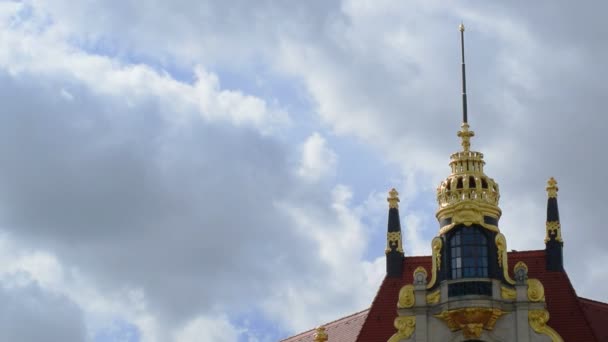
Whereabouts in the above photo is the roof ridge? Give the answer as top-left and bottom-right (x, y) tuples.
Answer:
(578, 296), (608, 307)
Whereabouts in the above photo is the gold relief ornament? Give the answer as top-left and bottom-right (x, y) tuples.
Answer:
(545, 221), (563, 243)
(427, 238), (442, 289)
(313, 326), (328, 342)
(501, 286), (516, 300)
(527, 278), (545, 302)
(434, 307), (505, 339)
(398, 285), (415, 309)
(387, 316), (415, 342)
(452, 202), (483, 226)
(432, 237), (442, 271)
(529, 309), (563, 342)
(385, 231), (404, 254)
(426, 290), (441, 305)
(437, 201), (501, 235)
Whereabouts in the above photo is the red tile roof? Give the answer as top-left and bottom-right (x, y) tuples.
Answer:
(579, 297), (608, 341)
(355, 255), (431, 342)
(282, 250), (608, 342)
(280, 309), (369, 342)
(508, 250), (599, 342)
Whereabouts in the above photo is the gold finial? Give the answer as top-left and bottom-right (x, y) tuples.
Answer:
(313, 326), (328, 342)
(456, 122), (475, 151)
(388, 188), (400, 209)
(546, 177), (558, 198)
(459, 23), (465, 32)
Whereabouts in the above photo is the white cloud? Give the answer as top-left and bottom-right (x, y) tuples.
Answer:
(297, 132), (337, 182)
(173, 316), (241, 342)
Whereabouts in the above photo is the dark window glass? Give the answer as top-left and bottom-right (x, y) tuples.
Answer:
(450, 228), (488, 279)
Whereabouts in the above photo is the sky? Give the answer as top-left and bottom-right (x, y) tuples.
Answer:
(0, 1), (607, 341)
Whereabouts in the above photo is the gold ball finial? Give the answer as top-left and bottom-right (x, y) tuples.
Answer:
(459, 23), (465, 32)
(388, 188), (400, 209)
(546, 177), (558, 198)
(313, 326), (328, 342)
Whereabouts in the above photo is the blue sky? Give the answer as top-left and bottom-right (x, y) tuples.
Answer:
(0, 1), (607, 341)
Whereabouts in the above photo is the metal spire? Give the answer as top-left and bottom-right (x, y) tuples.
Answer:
(459, 23), (468, 124)
(456, 23), (474, 151)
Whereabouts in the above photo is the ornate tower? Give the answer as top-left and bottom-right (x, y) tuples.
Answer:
(387, 24), (564, 342)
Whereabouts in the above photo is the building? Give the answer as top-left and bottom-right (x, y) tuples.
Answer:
(281, 25), (608, 342)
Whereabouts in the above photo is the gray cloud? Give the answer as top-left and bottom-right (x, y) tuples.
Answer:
(0, 68), (325, 326)
(0, 274), (86, 342)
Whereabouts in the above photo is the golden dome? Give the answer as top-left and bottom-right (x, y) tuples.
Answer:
(436, 123), (501, 235)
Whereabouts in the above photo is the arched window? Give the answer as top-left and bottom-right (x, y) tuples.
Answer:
(450, 227), (488, 279)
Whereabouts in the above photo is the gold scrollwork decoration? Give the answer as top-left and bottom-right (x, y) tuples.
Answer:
(426, 290), (440, 305)
(527, 278), (545, 302)
(427, 237), (442, 289)
(495, 233), (515, 284)
(387, 316), (415, 342)
(398, 285), (415, 308)
(434, 307), (505, 339)
(501, 286), (516, 300)
(529, 309), (563, 342)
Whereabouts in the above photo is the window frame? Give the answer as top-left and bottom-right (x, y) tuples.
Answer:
(449, 226), (489, 279)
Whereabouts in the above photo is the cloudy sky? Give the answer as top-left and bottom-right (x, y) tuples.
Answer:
(0, 1), (607, 341)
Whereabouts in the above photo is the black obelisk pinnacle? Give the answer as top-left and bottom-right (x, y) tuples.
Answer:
(545, 177), (564, 271)
(386, 188), (404, 277)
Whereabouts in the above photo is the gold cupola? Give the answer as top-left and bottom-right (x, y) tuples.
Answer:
(435, 24), (501, 235)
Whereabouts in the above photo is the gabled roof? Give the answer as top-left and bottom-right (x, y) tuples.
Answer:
(280, 309), (369, 342)
(281, 250), (608, 342)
